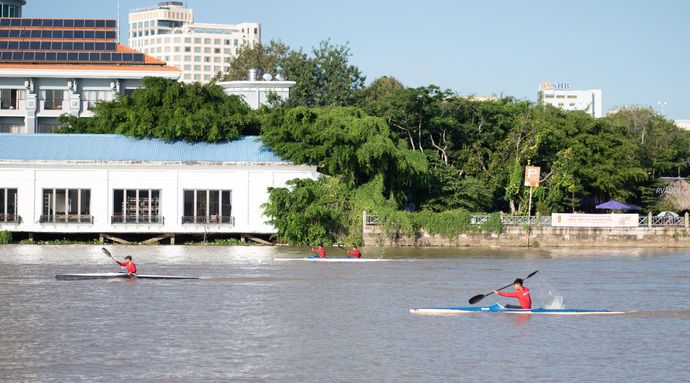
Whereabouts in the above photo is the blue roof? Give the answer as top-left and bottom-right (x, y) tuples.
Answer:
(0, 134), (289, 163)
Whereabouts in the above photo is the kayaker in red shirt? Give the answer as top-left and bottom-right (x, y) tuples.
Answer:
(348, 244), (361, 258)
(495, 278), (531, 309)
(311, 244), (326, 258)
(115, 255), (137, 276)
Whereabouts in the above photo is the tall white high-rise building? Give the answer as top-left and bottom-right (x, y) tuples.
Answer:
(128, 2), (260, 83)
(537, 82), (603, 118)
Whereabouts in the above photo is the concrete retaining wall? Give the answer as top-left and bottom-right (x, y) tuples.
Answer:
(363, 224), (690, 248)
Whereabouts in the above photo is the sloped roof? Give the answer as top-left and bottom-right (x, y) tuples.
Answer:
(0, 134), (289, 163)
(0, 17), (178, 76)
(658, 177), (690, 211)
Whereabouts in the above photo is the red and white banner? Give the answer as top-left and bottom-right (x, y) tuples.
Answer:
(551, 213), (639, 227)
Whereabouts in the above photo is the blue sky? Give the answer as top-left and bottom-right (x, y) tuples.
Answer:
(25, 0), (690, 120)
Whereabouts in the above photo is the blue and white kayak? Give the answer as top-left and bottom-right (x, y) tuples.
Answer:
(410, 303), (625, 315)
(274, 257), (392, 262)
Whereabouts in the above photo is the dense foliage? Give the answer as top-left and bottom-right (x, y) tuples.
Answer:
(56, 40), (690, 245)
(58, 77), (258, 142)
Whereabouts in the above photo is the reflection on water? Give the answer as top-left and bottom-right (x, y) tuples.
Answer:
(0, 244), (689, 382)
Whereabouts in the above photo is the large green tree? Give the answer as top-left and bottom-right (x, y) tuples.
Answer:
(58, 77), (258, 142)
(280, 40), (366, 108)
(260, 106), (427, 201)
(215, 40), (290, 82)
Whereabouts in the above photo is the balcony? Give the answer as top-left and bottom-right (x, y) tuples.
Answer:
(181, 215), (235, 225)
(111, 215), (164, 224)
(40, 214), (93, 224)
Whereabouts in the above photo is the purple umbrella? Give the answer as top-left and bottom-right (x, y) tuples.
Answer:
(595, 200), (631, 210)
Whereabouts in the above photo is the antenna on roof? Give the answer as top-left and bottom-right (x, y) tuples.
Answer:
(116, 0), (120, 44)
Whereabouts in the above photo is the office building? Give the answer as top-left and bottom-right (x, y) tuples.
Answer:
(537, 82), (603, 118)
(128, 2), (260, 83)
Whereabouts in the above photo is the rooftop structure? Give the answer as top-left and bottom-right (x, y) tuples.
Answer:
(128, 2), (260, 83)
(0, 2), (180, 134)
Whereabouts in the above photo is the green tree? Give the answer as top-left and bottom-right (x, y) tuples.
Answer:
(215, 40), (290, 82)
(262, 177), (352, 245)
(280, 39), (366, 108)
(605, 107), (690, 178)
(58, 77), (258, 142)
(260, 106), (427, 201)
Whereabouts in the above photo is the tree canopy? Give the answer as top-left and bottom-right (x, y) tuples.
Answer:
(58, 77), (258, 142)
(54, 39), (690, 245)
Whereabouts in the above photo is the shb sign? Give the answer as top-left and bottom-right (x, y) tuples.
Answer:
(524, 166), (540, 187)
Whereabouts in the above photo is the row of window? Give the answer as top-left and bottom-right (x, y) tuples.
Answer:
(0, 124), (67, 133)
(0, 4), (21, 18)
(136, 37), (243, 45)
(0, 89), (114, 111)
(147, 53), (228, 62)
(0, 188), (233, 225)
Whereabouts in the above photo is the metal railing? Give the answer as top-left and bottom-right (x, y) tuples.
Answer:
(111, 215), (164, 224)
(364, 213), (687, 228)
(181, 215), (235, 225)
(40, 214), (93, 224)
(639, 216), (685, 227)
(0, 214), (18, 223)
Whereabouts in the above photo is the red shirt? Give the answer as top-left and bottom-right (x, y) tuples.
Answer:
(497, 287), (531, 309)
(312, 248), (326, 258)
(348, 249), (361, 258)
(117, 261), (137, 274)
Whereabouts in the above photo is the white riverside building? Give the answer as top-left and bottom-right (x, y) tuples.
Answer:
(537, 82), (603, 118)
(0, 134), (318, 243)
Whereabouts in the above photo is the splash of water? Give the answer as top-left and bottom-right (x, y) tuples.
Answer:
(541, 285), (565, 309)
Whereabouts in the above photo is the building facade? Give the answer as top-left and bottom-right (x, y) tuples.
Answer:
(0, 134), (318, 241)
(537, 82), (603, 118)
(0, 7), (180, 133)
(128, 2), (260, 83)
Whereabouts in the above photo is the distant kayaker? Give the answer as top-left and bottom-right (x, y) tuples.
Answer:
(311, 244), (326, 258)
(494, 278), (531, 309)
(348, 244), (361, 258)
(115, 255), (137, 276)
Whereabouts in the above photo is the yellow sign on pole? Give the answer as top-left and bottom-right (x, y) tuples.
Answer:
(524, 166), (540, 187)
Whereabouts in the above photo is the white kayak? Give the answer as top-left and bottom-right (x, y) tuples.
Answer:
(55, 272), (199, 280)
(410, 303), (625, 315)
(273, 257), (392, 262)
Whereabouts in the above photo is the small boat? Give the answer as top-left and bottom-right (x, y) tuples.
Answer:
(273, 257), (392, 262)
(55, 272), (199, 280)
(410, 303), (625, 315)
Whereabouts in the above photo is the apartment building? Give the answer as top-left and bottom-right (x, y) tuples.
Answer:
(128, 2), (260, 83)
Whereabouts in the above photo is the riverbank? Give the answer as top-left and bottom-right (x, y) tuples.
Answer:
(363, 225), (690, 248)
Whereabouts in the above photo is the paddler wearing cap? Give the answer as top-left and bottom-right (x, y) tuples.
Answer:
(494, 278), (531, 309)
(114, 255), (137, 276)
(311, 244), (326, 258)
(347, 244), (361, 258)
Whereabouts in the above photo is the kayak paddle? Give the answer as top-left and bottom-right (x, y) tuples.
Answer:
(468, 270), (538, 304)
(102, 247), (115, 261)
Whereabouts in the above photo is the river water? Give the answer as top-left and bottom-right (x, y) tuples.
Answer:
(0, 245), (688, 382)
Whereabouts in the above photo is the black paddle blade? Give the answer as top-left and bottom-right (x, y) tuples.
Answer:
(468, 294), (485, 304)
(102, 247), (113, 258)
